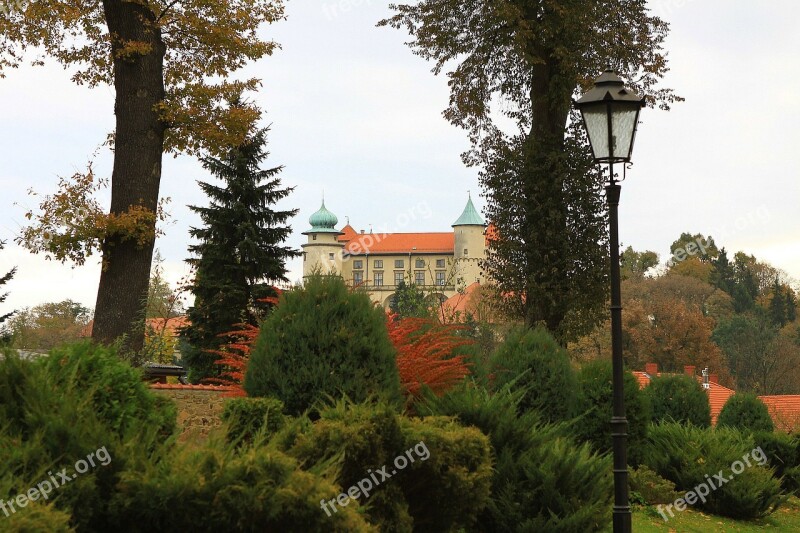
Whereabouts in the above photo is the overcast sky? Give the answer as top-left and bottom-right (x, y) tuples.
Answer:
(0, 0), (798, 313)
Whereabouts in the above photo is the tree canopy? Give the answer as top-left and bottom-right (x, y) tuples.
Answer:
(381, 0), (681, 340)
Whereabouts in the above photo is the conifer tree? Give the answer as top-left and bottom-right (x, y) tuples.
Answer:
(0, 240), (16, 343)
(769, 278), (788, 328)
(182, 124), (298, 382)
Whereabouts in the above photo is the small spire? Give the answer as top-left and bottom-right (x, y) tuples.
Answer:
(346, 216), (350, 225)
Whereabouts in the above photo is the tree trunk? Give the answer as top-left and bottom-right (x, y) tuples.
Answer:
(92, 1), (166, 352)
(522, 57), (572, 333)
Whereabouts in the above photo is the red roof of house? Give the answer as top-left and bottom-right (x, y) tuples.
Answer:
(341, 232), (455, 255)
(757, 395), (800, 433)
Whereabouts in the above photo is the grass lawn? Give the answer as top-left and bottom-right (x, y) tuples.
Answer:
(631, 496), (800, 532)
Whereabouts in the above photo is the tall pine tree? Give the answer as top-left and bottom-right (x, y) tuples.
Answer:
(182, 125), (298, 382)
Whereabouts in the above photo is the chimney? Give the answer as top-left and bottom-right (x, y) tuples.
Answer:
(709, 373), (719, 385)
(702, 368), (710, 389)
(645, 363), (658, 376)
(361, 230), (365, 234)
(684, 365), (696, 377)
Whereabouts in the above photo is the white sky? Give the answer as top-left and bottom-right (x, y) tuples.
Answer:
(0, 0), (798, 312)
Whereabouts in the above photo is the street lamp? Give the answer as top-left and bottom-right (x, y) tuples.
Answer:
(575, 68), (645, 533)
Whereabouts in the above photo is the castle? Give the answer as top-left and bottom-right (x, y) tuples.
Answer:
(301, 196), (488, 308)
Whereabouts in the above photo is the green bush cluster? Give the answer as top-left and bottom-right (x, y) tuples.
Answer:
(280, 398), (493, 532)
(489, 326), (576, 423)
(644, 374), (711, 427)
(417, 382), (613, 532)
(753, 431), (800, 493)
(718, 393), (775, 433)
(244, 274), (402, 415)
(642, 422), (783, 519)
(0, 343), (175, 531)
(221, 396), (286, 445)
(573, 359), (651, 465)
(108, 440), (373, 532)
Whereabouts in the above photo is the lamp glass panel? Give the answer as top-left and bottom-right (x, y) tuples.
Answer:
(610, 105), (639, 159)
(581, 106), (611, 160)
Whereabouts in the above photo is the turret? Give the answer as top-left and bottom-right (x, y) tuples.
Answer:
(301, 200), (344, 276)
(452, 194), (487, 287)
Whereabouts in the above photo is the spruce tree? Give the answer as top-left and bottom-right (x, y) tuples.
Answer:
(769, 278), (787, 328)
(182, 125), (298, 382)
(0, 240), (16, 344)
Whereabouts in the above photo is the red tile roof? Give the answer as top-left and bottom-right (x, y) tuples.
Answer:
(342, 232), (455, 255)
(757, 395), (800, 433)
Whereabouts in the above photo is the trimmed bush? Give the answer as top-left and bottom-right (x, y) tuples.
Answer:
(244, 275), (401, 415)
(282, 398), (492, 532)
(574, 359), (651, 465)
(108, 439), (373, 532)
(718, 393), (775, 433)
(221, 397), (286, 444)
(490, 326), (576, 422)
(644, 374), (711, 427)
(628, 465), (680, 505)
(642, 422), (783, 519)
(417, 382), (613, 532)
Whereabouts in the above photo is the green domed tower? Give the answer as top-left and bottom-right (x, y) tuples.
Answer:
(452, 194), (487, 287)
(302, 200), (345, 276)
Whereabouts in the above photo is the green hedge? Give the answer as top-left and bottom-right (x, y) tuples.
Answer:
(417, 382), (612, 532)
(642, 422), (783, 519)
(282, 398), (493, 532)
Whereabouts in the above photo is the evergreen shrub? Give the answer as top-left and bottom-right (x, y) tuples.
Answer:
(244, 274), (401, 415)
(221, 396), (286, 444)
(644, 374), (711, 427)
(490, 326), (576, 422)
(417, 382), (613, 532)
(717, 393), (775, 433)
(574, 359), (651, 465)
(642, 422), (783, 519)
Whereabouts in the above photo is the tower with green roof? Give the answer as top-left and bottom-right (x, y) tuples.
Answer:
(301, 200), (345, 275)
(452, 194), (487, 287)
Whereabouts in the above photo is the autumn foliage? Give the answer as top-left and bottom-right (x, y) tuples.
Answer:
(387, 313), (472, 398)
(204, 293), (280, 397)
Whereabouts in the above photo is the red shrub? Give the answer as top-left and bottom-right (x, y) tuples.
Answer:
(386, 313), (472, 398)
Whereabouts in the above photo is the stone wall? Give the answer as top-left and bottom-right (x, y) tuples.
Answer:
(150, 384), (234, 442)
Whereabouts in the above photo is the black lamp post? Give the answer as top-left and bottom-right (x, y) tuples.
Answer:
(575, 69), (645, 533)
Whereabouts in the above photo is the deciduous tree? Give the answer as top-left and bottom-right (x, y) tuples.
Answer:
(381, 0), (681, 340)
(2, 0), (286, 351)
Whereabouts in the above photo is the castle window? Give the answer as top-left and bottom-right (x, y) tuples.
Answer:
(313, 235), (317, 241)
(436, 271), (445, 286)
(394, 259), (404, 268)
(303, 253), (307, 262)
(415, 271), (425, 285)
(329, 253), (335, 260)
(374, 260), (383, 269)
(436, 259), (445, 268)
(415, 259), (425, 268)
(353, 260), (363, 269)
(374, 272), (384, 286)
(394, 271), (404, 285)
(464, 249), (468, 255)
(353, 271), (363, 284)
